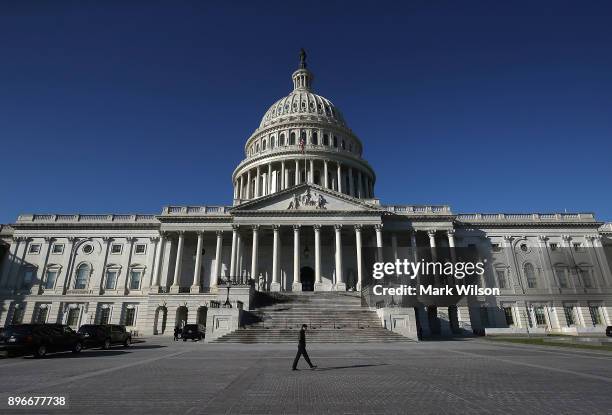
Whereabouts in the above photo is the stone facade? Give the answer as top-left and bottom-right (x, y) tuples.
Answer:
(1, 56), (611, 337)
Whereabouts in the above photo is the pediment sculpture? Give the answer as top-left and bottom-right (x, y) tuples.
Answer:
(287, 188), (327, 210)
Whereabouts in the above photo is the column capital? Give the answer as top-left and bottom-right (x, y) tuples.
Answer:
(313, 224), (321, 231)
(102, 236), (114, 243)
(427, 229), (436, 237)
(273, 224), (281, 231)
(354, 224), (362, 232)
(503, 235), (513, 242)
(216, 230), (224, 237)
(126, 237), (137, 243)
(68, 237), (79, 243)
(44, 237), (56, 243)
(446, 229), (455, 236)
(251, 225), (260, 232)
(334, 224), (343, 231)
(537, 235), (548, 242)
(149, 236), (160, 243)
(292, 224), (300, 231)
(176, 230), (185, 236)
(374, 224), (383, 231)
(195, 230), (204, 236)
(232, 224), (240, 231)
(562, 234), (572, 242)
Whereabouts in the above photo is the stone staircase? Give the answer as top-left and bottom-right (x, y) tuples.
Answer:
(213, 291), (413, 343)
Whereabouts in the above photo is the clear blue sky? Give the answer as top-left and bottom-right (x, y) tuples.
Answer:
(1, 1), (611, 224)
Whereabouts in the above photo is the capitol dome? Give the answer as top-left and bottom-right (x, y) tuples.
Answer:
(232, 50), (376, 205)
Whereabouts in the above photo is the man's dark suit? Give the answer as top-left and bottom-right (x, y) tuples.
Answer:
(292, 328), (314, 369)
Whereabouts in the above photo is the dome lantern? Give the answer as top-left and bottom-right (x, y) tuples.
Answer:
(292, 48), (313, 91)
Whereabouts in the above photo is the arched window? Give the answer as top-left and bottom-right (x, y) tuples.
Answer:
(312, 132), (318, 145)
(341, 139), (346, 150)
(290, 132), (296, 145)
(75, 263), (90, 289)
(524, 263), (537, 288)
(333, 136), (338, 148)
(279, 134), (285, 146)
(256, 143), (260, 152)
(300, 131), (307, 142)
(270, 136), (275, 149)
(323, 134), (329, 146)
(262, 140), (267, 151)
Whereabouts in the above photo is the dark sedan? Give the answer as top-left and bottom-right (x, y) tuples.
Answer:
(0, 324), (83, 358)
(77, 324), (132, 349)
(606, 326), (612, 337)
(181, 324), (206, 341)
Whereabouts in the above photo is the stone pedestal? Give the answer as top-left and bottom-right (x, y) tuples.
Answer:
(270, 282), (281, 292)
(170, 286), (180, 293)
(314, 283), (325, 291)
(292, 283), (302, 292)
(335, 282), (346, 292)
(190, 285), (200, 294)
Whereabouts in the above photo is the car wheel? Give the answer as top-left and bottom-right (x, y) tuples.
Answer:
(103, 338), (111, 350)
(123, 338), (131, 347)
(72, 342), (83, 354)
(183, 337), (187, 342)
(35, 344), (47, 358)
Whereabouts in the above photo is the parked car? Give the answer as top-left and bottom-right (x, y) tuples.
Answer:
(181, 324), (206, 341)
(77, 324), (132, 349)
(606, 326), (612, 337)
(0, 324), (83, 358)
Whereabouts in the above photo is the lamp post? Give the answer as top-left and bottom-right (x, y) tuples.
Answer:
(223, 276), (233, 308)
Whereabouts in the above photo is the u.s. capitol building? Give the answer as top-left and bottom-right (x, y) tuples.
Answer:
(1, 53), (611, 340)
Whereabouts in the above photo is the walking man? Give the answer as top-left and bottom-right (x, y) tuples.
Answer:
(292, 324), (317, 370)
(173, 325), (180, 341)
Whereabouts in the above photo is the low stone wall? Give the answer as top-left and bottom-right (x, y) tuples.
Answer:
(204, 307), (243, 343)
(375, 307), (419, 340)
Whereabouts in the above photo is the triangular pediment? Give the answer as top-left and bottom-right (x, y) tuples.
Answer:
(231, 184), (383, 213)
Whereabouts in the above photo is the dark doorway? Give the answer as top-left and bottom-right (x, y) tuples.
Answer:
(427, 306), (440, 335)
(300, 266), (315, 291)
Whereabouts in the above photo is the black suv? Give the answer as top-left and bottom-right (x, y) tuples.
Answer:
(181, 324), (205, 341)
(606, 326), (612, 337)
(78, 324), (132, 349)
(0, 324), (83, 358)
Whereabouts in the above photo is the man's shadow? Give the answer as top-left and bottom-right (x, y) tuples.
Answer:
(314, 363), (388, 372)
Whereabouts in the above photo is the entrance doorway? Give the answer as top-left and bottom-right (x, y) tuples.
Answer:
(176, 306), (188, 328)
(300, 266), (315, 291)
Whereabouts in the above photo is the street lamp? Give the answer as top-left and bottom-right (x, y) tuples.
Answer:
(223, 276), (233, 308)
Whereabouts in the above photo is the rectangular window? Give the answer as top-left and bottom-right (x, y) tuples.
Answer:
(589, 306), (602, 326)
(496, 269), (507, 289)
(67, 308), (80, 327)
(98, 307), (110, 325)
(124, 308), (136, 326)
(534, 306), (547, 326)
(579, 269), (593, 288)
(527, 275), (537, 289)
(129, 271), (142, 290)
(563, 306), (575, 326)
(52, 244), (64, 254)
(35, 306), (49, 324)
(22, 269), (35, 287)
(111, 244), (122, 254)
(45, 270), (57, 289)
(134, 244), (147, 254)
(503, 306), (514, 326)
(28, 244), (41, 254)
(555, 267), (568, 288)
(105, 271), (118, 290)
(479, 307), (490, 328)
(11, 306), (25, 325)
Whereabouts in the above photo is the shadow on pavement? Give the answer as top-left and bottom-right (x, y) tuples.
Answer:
(313, 363), (388, 371)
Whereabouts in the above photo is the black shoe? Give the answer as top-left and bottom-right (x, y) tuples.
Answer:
(292, 368), (298, 371)
(310, 365), (317, 370)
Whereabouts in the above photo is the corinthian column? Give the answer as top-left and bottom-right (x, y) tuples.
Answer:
(335, 225), (345, 291)
(314, 225), (322, 288)
(229, 225), (239, 279)
(292, 225), (301, 292)
(251, 225), (259, 285)
(191, 231), (203, 293)
(323, 160), (329, 189)
(271, 225), (281, 291)
(355, 225), (363, 291)
(171, 231), (184, 293)
(211, 231), (223, 290)
(375, 224), (384, 262)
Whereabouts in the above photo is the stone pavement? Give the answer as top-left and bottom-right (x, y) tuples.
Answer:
(1, 337), (611, 414)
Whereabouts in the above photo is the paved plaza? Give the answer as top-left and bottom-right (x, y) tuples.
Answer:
(1, 338), (611, 414)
